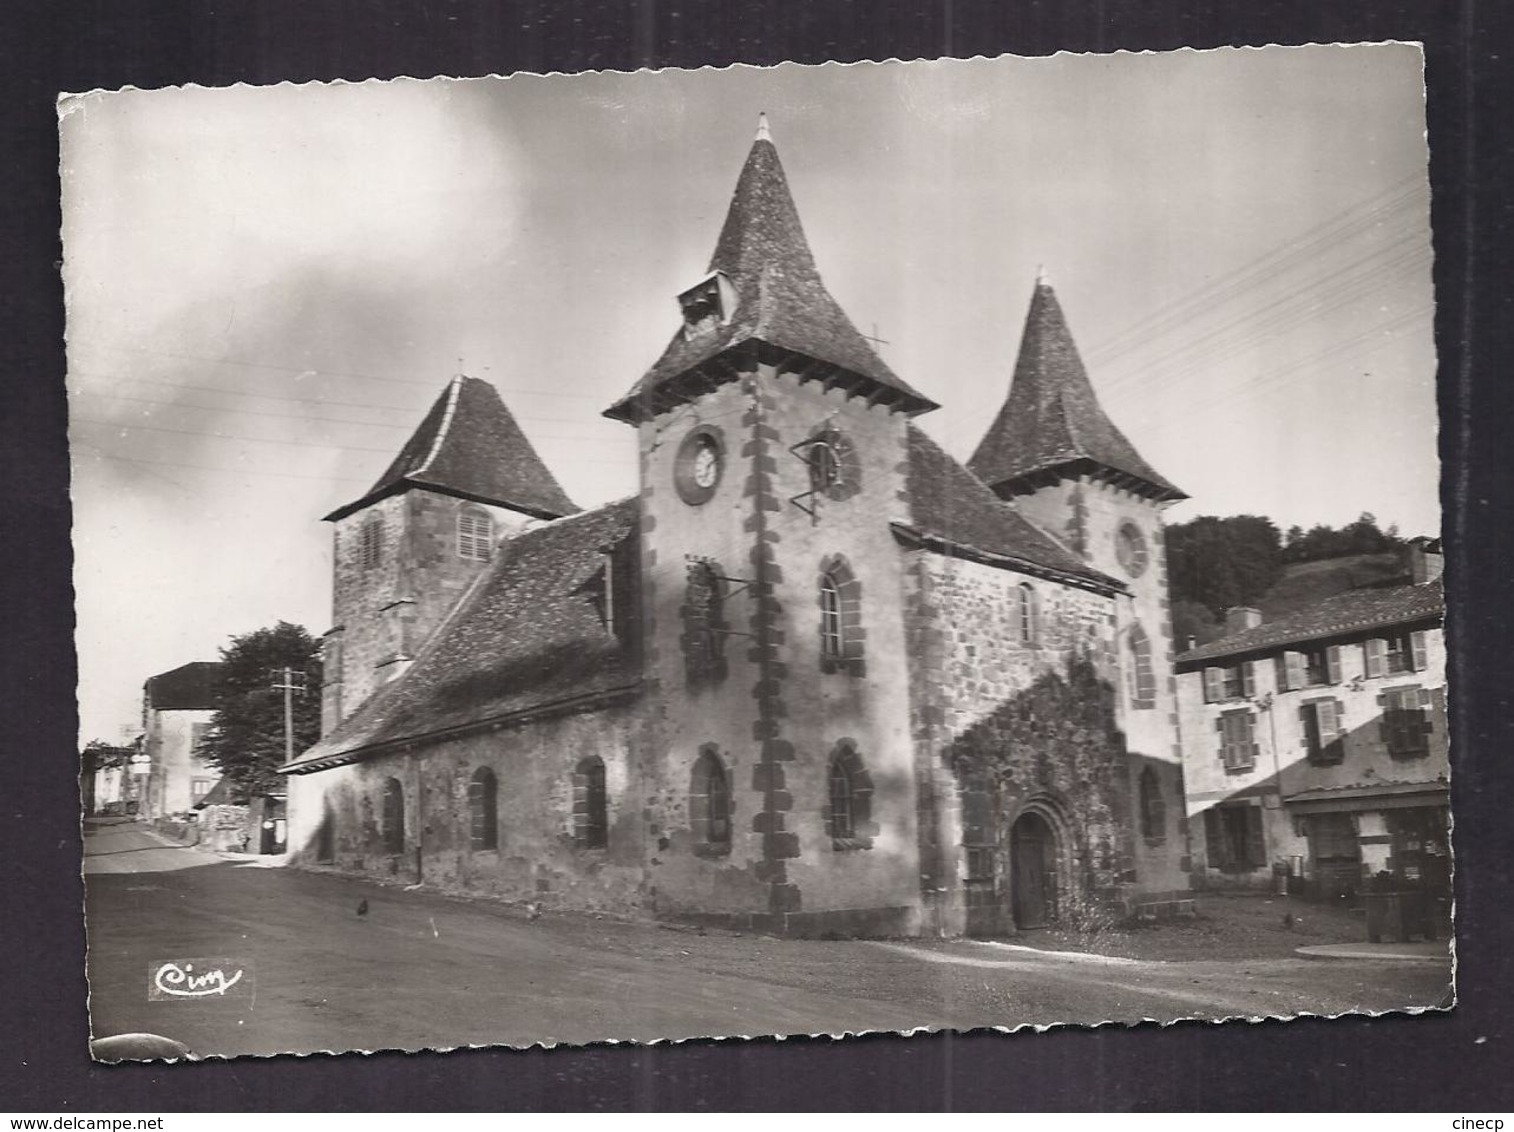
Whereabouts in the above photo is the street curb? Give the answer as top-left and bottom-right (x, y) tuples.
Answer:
(1294, 946), (1451, 964)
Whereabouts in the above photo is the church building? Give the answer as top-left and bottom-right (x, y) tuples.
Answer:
(281, 118), (1191, 937)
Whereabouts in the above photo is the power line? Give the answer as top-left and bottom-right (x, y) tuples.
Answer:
(74, 387), (630, 444)
(73, 416), (637, 465)
(70, 339), (609, 401)
(1083, 175), (1427, 366)
(72, 450), (372, 486)
(1098, 235), (1431, 399)
(66, 369), (600, 425)
(1119, 303), (1433, 437)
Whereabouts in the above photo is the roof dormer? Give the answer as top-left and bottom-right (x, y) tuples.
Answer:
(677, 271), (738, 341)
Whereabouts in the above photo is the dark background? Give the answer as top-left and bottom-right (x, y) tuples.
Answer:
(3, 0), (1509, 1112)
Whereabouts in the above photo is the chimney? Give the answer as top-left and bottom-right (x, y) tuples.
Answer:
(1405, 537), (1444, 585)
(1224, 607), (1263, 635)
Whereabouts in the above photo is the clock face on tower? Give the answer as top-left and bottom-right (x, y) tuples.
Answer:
(674, 425), (725, 505)
(692, 438), (720, 488)
(1116, 521), (1150, 578)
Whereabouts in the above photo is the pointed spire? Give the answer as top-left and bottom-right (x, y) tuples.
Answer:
(605, 121), (937, 423)
(967, 277), (1186, 501)
(325, 376), (578, 522)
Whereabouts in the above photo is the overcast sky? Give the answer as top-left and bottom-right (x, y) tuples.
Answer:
(62, 45), (1435, 743)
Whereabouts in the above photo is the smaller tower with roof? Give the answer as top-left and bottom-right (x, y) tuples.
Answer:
(970, 276), (1191, 895)
(320, 375), (577, 731)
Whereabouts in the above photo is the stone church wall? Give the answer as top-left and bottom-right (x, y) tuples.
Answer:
(905, 550), (1132, 936)
(632, 369), (924, 935)
(286, 700), (650, 916)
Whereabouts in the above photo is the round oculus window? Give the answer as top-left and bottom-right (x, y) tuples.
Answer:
(674, 427), (725, 505)
(1116, 522), (1150, 578)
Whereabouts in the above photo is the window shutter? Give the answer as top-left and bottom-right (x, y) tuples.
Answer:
(1332, 698), (1348, 742)
(1203, 667), (1223, 703)
(1315, 700), (1340, 761)
(1326, 645), (1342, 684)
(1241, 661), (1257, 698)
(1203, 808), (1226, 868)
(1364, 638), (1387, 678)
(1282, 651), (1306, 692)
(1410, 631), (1428, 672)
(1245, 807), (1267, 868)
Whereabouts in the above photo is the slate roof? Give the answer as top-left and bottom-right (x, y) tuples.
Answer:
(325, 376), (578, 522)
(284, 498), (640, 771)
(144, 661), (223, 712)
(968, 280), (1185, 501)
(899, 426), (1122, 593)
(605, 123), (938, 423)
(1177, 580), (1445, 666)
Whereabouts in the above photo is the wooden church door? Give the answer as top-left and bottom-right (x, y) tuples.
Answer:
(1010, 811), (1058, 929)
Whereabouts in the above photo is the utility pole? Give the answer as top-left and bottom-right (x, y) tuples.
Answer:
(270, 667), (308, 766)
(266, 667), (307, 855)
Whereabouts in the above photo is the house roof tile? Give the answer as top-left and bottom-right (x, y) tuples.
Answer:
(1178, 580), (1444, 665)
(325, 376), (578, 522)
(968, 280), (1184, 501)
(144, 661), (223, 712)
(902, 425), (1121, 592)
(605, 127), (937, 422)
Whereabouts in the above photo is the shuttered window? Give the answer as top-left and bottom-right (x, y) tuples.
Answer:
(1279, 646), (1331, 689)
(1382, 685), (1433, 757)
(457, 508), (493, 561)
(360, 515), (384, 570)
(1203, 804), (1266, 871)
(1217, 709), (1257, 771)
(1301, 698), (1346, 764)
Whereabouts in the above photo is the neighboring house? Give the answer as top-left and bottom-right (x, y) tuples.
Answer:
(1175, 541), (1447, 901)
(141, 661), (224, 820)
(81, 744), (132, 815)
(281, 118), (1191, 937)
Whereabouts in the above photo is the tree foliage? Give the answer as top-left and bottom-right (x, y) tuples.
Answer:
(1166, 512), (1411, 645)
(197, 621), (322, 801)
(1164, 514), (1284, 620)
(1278, 511), (1405, 564)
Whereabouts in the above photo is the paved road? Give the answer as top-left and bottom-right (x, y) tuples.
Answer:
(84, 821), (1452, 1058)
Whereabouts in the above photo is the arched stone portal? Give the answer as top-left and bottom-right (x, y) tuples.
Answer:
(1009, 808), (1061, 929)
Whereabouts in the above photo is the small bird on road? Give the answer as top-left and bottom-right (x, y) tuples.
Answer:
(524, 901), (541, 921)
(356, 898), (369, 918)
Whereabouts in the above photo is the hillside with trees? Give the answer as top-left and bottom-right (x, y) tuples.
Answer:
(1165, 512), (1409, 649)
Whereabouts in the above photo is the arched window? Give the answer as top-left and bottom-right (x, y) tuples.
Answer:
(1139, 766), (1166, 844)
(381, 777), (404, 855)
(829, 760), (853, 839)
(819, 569), (843, 662)
(1127, 623), (1156, 709)
(826, 740), (875, 850)
(360, 514), (384, 570)
(818, 556), (865, 675)
(682, 559), (727, 685)
(690, 746), (732, 854)
(574, 757), (609, 849)
(457, 507), (494, 561)
(468, 767), (498, 850)
(1016, 583), (1039, 645)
